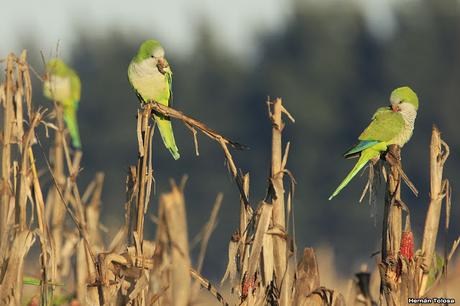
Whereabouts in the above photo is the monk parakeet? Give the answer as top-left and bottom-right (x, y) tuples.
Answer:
(43, 59), (82, 149)
(128, 39), (180, 160)
(329, 86), (419, 200)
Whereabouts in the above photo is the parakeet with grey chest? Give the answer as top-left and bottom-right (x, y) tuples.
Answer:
(128, 39), (180, 160)
(329, 86), (419, 200)
(43, 59), (82, 149)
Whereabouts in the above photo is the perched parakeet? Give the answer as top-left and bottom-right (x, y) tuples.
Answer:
(128, 40), (180, 160)
(329, 86), (419, 200)
(43, 59), (82, 149)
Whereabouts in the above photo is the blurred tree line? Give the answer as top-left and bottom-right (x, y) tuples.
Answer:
(19, 0), (460, 280)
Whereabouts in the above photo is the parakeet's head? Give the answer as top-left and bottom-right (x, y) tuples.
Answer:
(45, 59), (70, 76)
(389, 86), (419, 112)
(43, 58), (80, 102)
(44, 59), (69, 99)
(134, 40), (166, 63)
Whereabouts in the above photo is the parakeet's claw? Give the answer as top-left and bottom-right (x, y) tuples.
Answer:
(388, 149), (401, 161)
(135, 91), (147, 104)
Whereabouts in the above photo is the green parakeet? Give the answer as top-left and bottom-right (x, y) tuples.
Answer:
(128, 39), (180, 160)
(329, 86), (419, 200)
(43, 59), (82, 149)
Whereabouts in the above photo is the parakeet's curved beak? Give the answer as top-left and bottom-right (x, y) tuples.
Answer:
(391, 104), (400, 112)
(157, 58), (168, 74)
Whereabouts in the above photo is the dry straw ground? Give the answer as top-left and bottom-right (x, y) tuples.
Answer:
(0, 52), (458, 306)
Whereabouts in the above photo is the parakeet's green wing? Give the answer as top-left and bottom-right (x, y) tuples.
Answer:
(165, 66), (173, 106)
(343, 140), (380, 158)
(343, 108), (404, 158)
(329, 108), (404, 200)
(70, 70), (81, 102)
(63, 71), (82, 149)
(154, 64), (180, 160)
(359, 107), (405, 142)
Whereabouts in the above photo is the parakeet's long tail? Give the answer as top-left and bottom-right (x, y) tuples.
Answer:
(329, 148), (381, 200)
(63, 104), (81, 149)
(154, 114), (180, 160)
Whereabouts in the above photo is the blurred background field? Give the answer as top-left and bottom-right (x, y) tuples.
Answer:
(2, 0), (459, 284)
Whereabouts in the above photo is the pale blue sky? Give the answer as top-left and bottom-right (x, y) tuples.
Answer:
(0, 0), (292, 57)
(0, 0), (402, 58)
